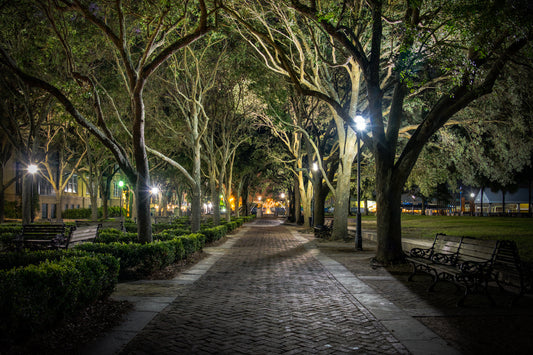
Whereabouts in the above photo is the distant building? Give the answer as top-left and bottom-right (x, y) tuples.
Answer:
(474, 187), (532, 214)
(2, 156), (122, 221)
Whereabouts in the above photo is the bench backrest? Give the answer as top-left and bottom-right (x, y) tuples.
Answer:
(492, 240), (524, 289)
(21, 224), (68, 240)
(63, 224), (101, 248)
(432, 234), (462, 255)
(456, 237), (499, 265)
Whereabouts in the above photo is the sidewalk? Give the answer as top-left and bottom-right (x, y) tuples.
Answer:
(85, 218), (530, 354)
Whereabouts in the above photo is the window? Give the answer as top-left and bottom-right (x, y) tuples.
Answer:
(51, 204), (56, 219)
(42, 204), (48, 219)
(65, 175), (78, 193)
(38, 177), (54, 196)
(65, 204), (69, 211)
(113, 182), (121, 198)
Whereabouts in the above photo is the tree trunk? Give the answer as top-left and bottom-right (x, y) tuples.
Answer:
(191, 182), (201, 232)
(90, 193), (98, 221)
(22, 175), (32, 224)
(0, 188), (4, 224)
(0, 168), (5, 223)
(294, 177), (301, 223)
(210, 175), (220, 225)
(236, 178), (243, 218)
(331, 172), (351, 239)
(55, 191), (63, 221)
(502, 189), (506, 215)
(331, 137), (357, 239)
(242, 180), (249, 216)
(132, 86), (152, 243)
(374, 172), (404, 264)
(313, 172), (325, 226)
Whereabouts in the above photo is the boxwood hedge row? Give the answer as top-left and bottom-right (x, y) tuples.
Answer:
(75, 233), (206, 279)
(0, 251), (119, 339)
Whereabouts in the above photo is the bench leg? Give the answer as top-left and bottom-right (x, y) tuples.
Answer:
(455, 274), (496, 307)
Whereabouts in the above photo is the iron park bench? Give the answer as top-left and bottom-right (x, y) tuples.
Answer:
(314, 219), (334, 239)
(58, 223), (102, 249)
(406, 234), (527, 306)
(16, 223), (74, 250)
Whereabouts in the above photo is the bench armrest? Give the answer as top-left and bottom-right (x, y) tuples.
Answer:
(431, 252), (457, 266)
(459, 260), (491, 275)
(409, 248), (432, 259)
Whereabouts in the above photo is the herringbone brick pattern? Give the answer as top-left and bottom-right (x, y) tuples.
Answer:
(120, 223), (408, 354)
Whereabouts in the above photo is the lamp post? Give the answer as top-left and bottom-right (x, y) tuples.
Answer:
(354, 115), (366, 251)
(151, 187), (159, 216)
(28, 164), (38, 223)
(280, 193), (285, 216)
(118, 180), (124, 221)
(311, 162), (318, 226)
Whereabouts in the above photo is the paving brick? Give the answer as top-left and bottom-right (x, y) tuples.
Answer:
(120, 220), (408, 354)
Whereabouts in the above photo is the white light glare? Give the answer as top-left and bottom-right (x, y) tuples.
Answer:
(28, 164), (38, 174)
(354, 115), (366, 132)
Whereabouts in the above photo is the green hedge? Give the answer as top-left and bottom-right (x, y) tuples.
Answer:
(61, 206), (125, 219)
(200, 225), (228, 243)
(155, 228), (191, 241)
(75, 233), (205, 279)
(152, 223), (177, 233)
(97, 230), (139, 244)
(0, 251), (119, 339)
(124, 222), (137, 233)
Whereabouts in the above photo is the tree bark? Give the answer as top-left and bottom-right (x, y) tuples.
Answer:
(191, 182), (201, 232)
(22, 174), (32, 224)
(132, 86), (152, 243)
(374, 162), (404, 264)
(294, 176), (301, 223)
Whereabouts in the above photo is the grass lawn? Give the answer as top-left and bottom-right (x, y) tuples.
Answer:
(358, 214), (533, 262)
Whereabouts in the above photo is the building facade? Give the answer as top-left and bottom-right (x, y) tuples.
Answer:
(2, 156), (122, 221)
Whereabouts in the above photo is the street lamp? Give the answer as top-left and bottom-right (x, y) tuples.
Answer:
(118, 180), (124, 221)
(311, 162), (318, 227)
(151, 187), (160, 216)
(354, 115), (366, 251)
(28, 164), (38, 222)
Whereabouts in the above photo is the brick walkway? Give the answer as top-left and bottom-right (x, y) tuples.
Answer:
(119, 220), (408, 354)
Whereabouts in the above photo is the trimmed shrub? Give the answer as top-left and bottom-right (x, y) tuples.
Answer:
(61, 206), (125, 219)
(179, 233), (206, 255)
(155, 228), (190, 241)
(0, 252), (119, 339)
(96, 231), (138, 244)
(75, 233), (204, 279)
(124, 222), (137, 233)
(152, 223), (175, 233)
(201, 225), (227, 243)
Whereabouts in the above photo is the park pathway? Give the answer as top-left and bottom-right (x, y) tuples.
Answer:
(118, 219), (409, 354)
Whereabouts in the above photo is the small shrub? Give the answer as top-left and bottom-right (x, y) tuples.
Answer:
(0, 251), (119, 339)
(201, 225), (227, 243)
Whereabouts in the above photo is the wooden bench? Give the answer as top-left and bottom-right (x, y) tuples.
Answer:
(314, 219), (334, 239)
(100, 220), (124, 231)
(491, 240), (530, 306)
(406, 234), (527, 306)
(16, 224), (74, 250)
(406, 233), (463, 279)
(59, 223), (102, 249)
